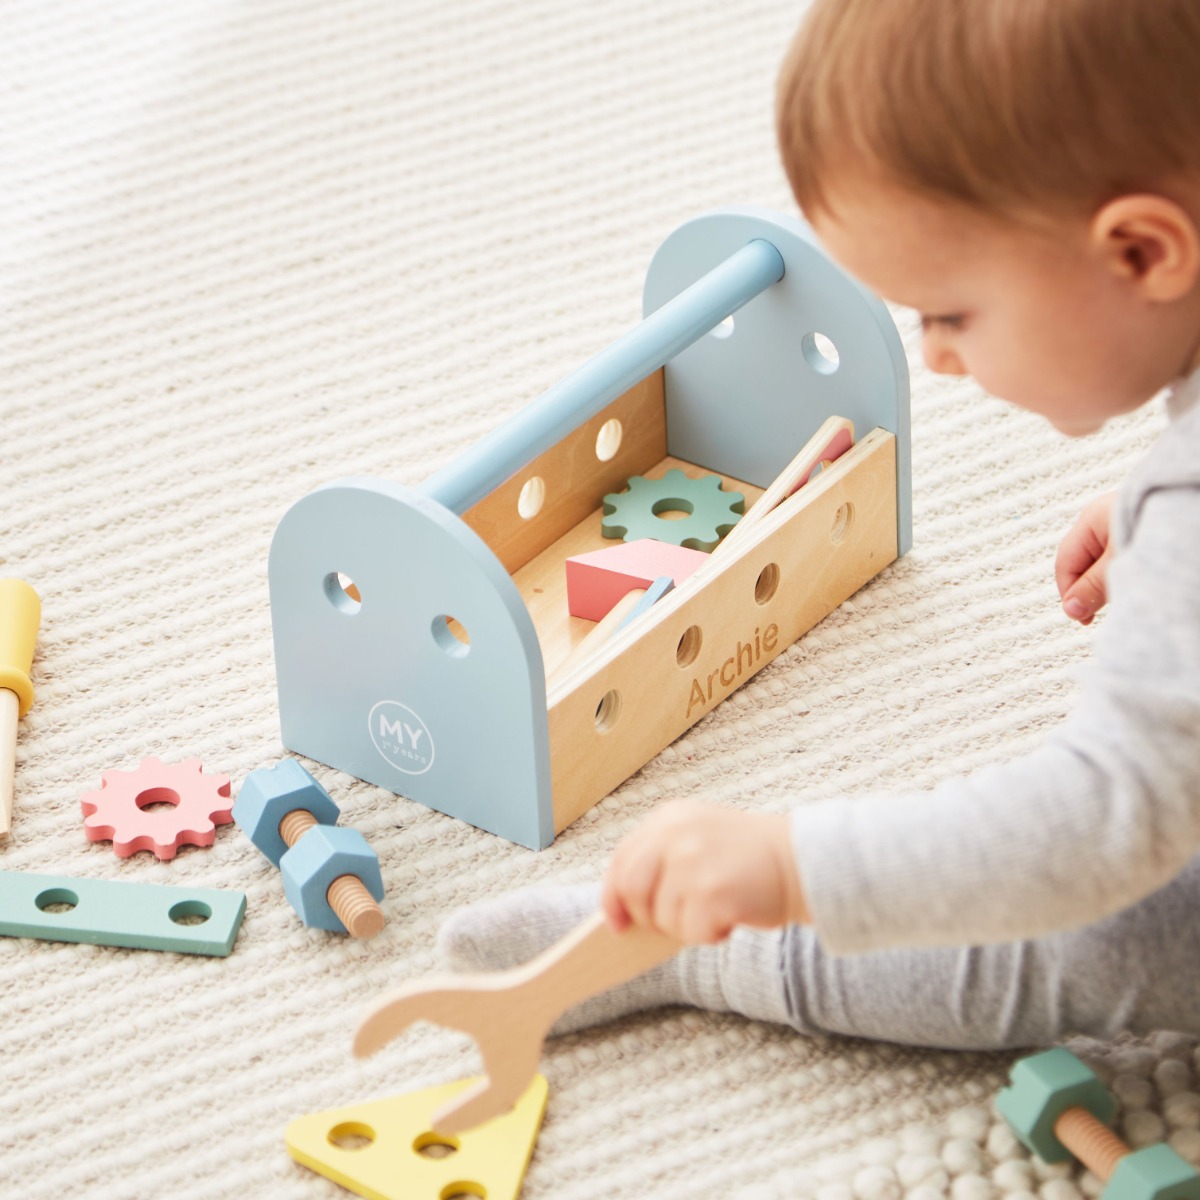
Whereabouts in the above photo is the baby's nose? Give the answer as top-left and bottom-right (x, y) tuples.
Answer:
(922, 336), (968, 377)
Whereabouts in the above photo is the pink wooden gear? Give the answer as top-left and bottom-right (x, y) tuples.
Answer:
(81, 756), (234, 860)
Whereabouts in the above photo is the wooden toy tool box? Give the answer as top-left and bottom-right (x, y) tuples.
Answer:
(269, 208), (911, 849)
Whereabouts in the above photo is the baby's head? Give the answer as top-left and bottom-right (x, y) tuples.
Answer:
(777, 0), (1200, 433)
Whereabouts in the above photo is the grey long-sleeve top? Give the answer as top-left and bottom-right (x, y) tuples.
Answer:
(791, 370), (1200, 954)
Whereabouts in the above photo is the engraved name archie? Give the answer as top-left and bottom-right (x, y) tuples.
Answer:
(686, 623), (779, 719)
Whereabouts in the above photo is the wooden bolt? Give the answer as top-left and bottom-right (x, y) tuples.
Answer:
(278, 809), (385, 939)
(1054, 1107), (1130, 1182)
(998, 1048), (1200, 1198)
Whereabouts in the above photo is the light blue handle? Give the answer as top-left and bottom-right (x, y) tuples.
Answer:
(421, 238), (786, 514)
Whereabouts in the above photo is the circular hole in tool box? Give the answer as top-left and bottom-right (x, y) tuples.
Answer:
(324, 572), (362, 614)
(676, 625), (703, 667)
(830, 503), (854, 545)
(414, 1132), (460, 1160)
(595, 418), (623, 462)
(135, 787), (180, 813)
(755, 563), (780, 605)
(169, 900), (213, 926)
(709, 315), (734, 340)
(432, 615), (471, 658)
(35, 887), (78, 914)
(328, 1122), (375, 1151)
(802, 331), (840, 374)
(594, 690), (622, 733)
(518, 475), (546, 519)
(441, 1185), (485, 1200)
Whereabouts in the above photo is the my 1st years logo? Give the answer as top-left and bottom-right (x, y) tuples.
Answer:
(369, 700), (435, 776)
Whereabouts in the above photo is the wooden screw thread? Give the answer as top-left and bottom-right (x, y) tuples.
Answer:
(1054, 1107), (1129, 1181)
(327, 875), (385, 939)
(278, 809), (385, 940)
(279, 809), (319, 847)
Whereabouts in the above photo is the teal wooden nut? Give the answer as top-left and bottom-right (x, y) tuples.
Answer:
(1107, 1144), (1200, 1200)
(234, 759), (341, 865)
(996, 1048), (1117, 1163)
(281, 825), (384, 934)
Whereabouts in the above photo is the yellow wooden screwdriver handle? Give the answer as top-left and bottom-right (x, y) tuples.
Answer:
(0, 579), (41, 837)
(0, 579), (41, 716)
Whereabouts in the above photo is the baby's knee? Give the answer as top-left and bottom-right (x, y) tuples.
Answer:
(1043, 867), (1200, 1038)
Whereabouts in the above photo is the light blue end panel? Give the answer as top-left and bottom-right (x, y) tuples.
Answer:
(645, 207), (912, 555)
(269, 479), (554, 849)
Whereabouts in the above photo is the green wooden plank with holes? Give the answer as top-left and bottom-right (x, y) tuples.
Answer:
(0, 870), (246, 956)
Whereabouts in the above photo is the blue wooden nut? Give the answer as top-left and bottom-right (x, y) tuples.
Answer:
(996, 1048), (1117, 1163)
(280, 825), (385, 934)
(1106, 1144), (1200, 1200)
(233, 759), (341, 866)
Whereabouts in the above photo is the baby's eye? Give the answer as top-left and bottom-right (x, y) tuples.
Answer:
(920, 313), (968, 332)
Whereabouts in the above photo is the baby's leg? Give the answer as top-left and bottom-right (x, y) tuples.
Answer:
(438, 855), (1200, 1047)
(783, 851), (1200, 1047)
(439, 882), (793, 1033)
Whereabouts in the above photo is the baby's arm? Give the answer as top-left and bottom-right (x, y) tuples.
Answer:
(793, 478), (1200, 954)
(598, 476), (1200, 953)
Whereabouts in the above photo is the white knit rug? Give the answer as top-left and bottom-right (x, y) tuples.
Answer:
(2, 2), (1189, 1197)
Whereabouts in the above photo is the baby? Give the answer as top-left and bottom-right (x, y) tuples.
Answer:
(441, 0), (1200, 1048)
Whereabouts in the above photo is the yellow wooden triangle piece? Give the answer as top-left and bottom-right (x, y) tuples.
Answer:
(285, 1074), (549, 1200)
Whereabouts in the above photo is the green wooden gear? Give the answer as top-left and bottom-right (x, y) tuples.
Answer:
(601, 468), (744, 552)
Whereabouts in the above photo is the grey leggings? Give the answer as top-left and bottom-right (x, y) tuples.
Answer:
(768, 853), (1200, 1048)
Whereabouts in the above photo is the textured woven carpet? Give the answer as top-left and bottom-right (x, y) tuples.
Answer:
(3, 2), (1192, 1197)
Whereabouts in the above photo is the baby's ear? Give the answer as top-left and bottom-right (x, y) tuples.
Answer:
(1091, 194), (1200, 301)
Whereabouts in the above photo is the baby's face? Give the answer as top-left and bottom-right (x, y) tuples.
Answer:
(810, 181), (1170, 434)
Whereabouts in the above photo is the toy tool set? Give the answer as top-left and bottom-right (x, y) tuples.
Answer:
(8, 207), (922, 1200)
(0, 575), (249, 959)
(269, 207), (911, 849)
(0, 578), (373, 956)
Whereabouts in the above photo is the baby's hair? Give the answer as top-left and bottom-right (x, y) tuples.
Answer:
(777, 0), (1200, 220)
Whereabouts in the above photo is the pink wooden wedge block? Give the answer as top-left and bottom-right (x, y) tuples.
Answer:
(565, 539), (709, 621)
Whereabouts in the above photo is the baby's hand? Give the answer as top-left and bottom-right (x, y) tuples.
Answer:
(1055, 491), (1116, 625)
(600, 800), (810, 944)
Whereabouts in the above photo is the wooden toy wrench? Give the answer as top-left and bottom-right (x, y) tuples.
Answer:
(353, 912), (681, 1133)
